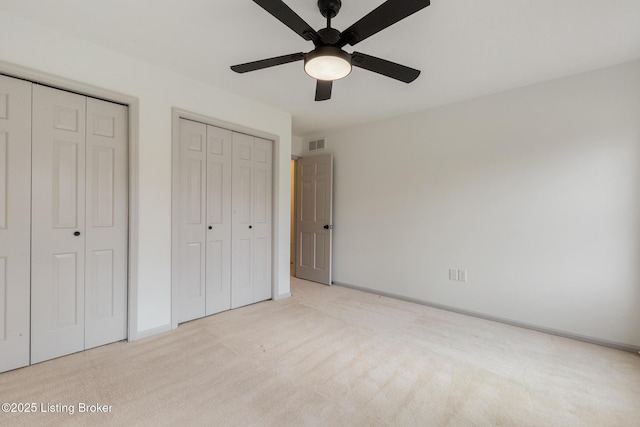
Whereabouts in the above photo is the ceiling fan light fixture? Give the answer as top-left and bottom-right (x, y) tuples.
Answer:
(304, 47), (352, 81)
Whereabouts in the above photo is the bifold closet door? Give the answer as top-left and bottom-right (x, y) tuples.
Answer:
(177, 119), (207, 323)
(252, 137), (273, 302)
(84, 97), (128, 350)
(205, 125), (232, 316)
(231, 133), (272, 309)
(31, 85), (127, 363)
(31, 85), (87, 363)
(0, 75), (32, 372)
(176, 119), (232, 323)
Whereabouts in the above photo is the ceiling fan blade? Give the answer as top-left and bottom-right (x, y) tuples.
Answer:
(351, 52), (420, 83)
(338, 0), (430, 47)
(231, 52), (304, 73)
(315, 80), (333, 101)
(253, 0), (320, 41)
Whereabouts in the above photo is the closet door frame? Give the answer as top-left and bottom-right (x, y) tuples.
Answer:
(0, 60), (142, 341)
(171, 108), (278, 329)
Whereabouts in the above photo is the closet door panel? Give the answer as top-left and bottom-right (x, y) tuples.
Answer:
(177, 119), (207, 322)
(0, 75), (31, 373)
(253, 138), (272, 302)
(174, 121), (273, 317)
(205, 125), (232, 315)
(231, 133), (254, 309)
(31, 85), (86, 364)
(84, 97), (128, 349)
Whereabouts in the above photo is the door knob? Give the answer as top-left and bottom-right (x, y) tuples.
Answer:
(208, 226), (213, 230)
(249, 225), (253, 229)
(74, 231), (81, 236)
(323, 225), (332, 230)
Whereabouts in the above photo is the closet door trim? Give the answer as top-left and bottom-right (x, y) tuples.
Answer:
(0, 59), (141, 341)
(171, 108), (279, 329)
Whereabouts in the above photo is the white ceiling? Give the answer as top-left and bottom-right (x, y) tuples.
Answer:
(2, 0), (640, 135)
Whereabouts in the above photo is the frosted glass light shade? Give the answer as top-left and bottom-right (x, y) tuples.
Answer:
(304, 47), (352, 81)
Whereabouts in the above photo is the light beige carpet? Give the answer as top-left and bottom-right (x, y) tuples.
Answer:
(1, 277), (639, 426)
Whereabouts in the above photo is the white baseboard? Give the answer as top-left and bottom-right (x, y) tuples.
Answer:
(129, 323), (172, 341)
(332, 281), (640, 354)
(273, 292), (292, 301)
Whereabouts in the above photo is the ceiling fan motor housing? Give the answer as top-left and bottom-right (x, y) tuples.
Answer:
(317, 27), (341, 45)
(318, 0), (342, 18)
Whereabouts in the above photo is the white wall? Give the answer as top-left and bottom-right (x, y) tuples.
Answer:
(306, 60), (640, 348)
(291, 135), (303, 157)
(0, 11), (292, 337)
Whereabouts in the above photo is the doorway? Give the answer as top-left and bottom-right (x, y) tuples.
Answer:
(290, 159), (296, 276)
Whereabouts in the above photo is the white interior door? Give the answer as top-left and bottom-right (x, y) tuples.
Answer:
(0, 75), (32, 372)
(296, 154), (333, 285)
(177, 119), (207, 323)
(31, 84), (87, 363)
(205, 125), (232, 315)
(84, 97), (128, 349)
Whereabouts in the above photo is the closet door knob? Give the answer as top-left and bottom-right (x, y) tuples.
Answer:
(74, 231), (81, 236)
(208, 226), (213, 230)
(249, 225), (253, 229)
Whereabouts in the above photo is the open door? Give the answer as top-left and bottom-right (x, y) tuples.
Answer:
(295, 154), (333, 285)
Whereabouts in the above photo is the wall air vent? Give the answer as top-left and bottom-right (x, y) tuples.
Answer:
(308, 138), (325, 152)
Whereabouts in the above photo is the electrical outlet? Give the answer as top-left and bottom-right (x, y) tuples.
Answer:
(458, 269), (468, 282)
(449, 269), (458, 281)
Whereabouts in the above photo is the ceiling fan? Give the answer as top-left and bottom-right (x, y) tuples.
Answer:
(230, 0), (430, 101)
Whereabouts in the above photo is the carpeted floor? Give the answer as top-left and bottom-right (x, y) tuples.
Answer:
(1, 277), (639, 426)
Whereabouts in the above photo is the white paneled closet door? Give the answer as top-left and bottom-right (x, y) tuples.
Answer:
(0, 75), (32, 372)
(231, 133), (272, 309)
(231, 133), (253, 308)
(175, 119), (271, 321)
(84, 97), (128, 350)
(177, 119), (233, 323)
(31, 85), (87, 363)
(177, 119), (207, 323)
(205, 125), (232, 315)
(31, 85), (127, 364)
(252, 137), (273, 302)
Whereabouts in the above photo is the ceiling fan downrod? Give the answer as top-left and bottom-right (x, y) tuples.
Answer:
(318, 0), (341, 28)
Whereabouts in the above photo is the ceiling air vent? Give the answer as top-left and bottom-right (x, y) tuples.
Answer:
(308, 138), (325, 152)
